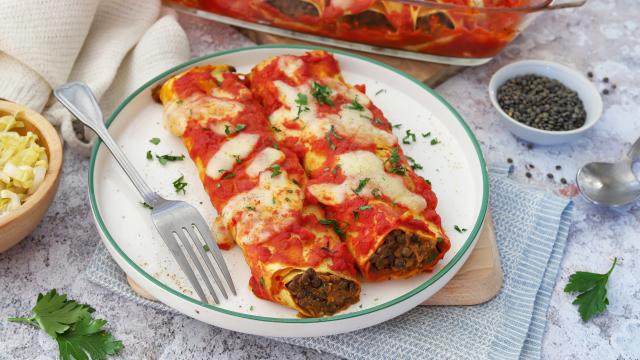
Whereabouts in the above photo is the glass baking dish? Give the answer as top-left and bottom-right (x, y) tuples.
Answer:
(165, 0), (586, 66)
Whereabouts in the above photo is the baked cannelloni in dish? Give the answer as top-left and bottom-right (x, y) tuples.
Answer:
(157, 64), (360, 316)
(248, 50), (451, 281)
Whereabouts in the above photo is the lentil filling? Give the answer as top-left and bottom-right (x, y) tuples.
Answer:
(266, 0), (319, 18)
(286, 268), (360, 317)
(369, 229), (440, 276)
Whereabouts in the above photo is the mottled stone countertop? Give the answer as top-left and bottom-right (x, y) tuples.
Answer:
(1, 0), (639, 359)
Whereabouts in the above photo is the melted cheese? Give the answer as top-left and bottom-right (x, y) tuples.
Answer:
(220, 170), (302, 245)
(246, 148), (284, 177)
(277, 56), (303, 79)
(205, 133), (259, 179)
(308, 150), (426, 212)
(269, 80), (395, 148)
(163, 93), (244, 136)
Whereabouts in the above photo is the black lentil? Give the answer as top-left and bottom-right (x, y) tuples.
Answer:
(527, 143), (534, 150)
(612, 84), (617, 89)
(603, 77), (609, 83)
(497, 74), (587, 131)
(547, 173), (554, 179)
(529, 164), (535, 169)
(507, 158), (513, 164)
(603, 89), (610, 95)
(587, 71), (594, 78)
(555, 165), (562, 170)
(525, 172), (532, 178)
(560, 178), (567, 184)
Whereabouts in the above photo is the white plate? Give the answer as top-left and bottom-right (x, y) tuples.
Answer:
(89, 45), (488, 337)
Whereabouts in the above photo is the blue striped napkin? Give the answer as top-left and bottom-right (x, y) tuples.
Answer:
(86, 165), (573, 360)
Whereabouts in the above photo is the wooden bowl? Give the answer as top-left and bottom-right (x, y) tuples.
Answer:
(0, 100), (63, 252)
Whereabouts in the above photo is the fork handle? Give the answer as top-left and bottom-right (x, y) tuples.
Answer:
(55, 81), (161, 206)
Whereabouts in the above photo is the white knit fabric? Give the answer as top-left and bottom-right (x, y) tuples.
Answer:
(0, 0), (190, 155)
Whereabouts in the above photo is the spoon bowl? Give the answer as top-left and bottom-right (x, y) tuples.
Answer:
(576, 137), (640, 207)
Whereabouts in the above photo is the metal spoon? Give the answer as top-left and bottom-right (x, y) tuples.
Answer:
(576, 137), (640, 207)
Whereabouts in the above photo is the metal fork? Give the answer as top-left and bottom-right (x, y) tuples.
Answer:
(55, 81), (236, 304)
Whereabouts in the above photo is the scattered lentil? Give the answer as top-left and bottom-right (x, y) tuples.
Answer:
(547, 173), (554, 179)
(507, 158), (513, 164)
(560, 178), (567, 184)
(527, 143), (534, 150)
(555, 165), (562, 170)
(603, 89), (610, 95)
(587, 71), (593, 78)
(529, 164), (535, 169)
(497, 74), (587, 131)
(612, 84), (617, 89)
(525, 172), (532, 178)
(603, 77), (609, 83)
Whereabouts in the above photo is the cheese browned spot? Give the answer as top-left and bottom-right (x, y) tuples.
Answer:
(308, 150), (427, 212)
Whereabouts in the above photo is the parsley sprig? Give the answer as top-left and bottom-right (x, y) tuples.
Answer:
(564, 258), (617, 321)
(346, 97), (365, 111)
(402, 129), (417, 145)
(9, 290), (123, 360)
(387, 147), (406, 176)
(224, 123), (247, 136)
(173, 175), (188, 194)
(352, 178), (370, 195)
(156, 153), (185, 165)
(294, 93), (310, 120)
(406, 156), (423, 171)
(318, 218), (347, 239)
(311, 82), (333, 106)
(326, 125), (343, 151)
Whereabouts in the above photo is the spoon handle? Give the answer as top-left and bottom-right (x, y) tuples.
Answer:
(628, 136), (640, 162)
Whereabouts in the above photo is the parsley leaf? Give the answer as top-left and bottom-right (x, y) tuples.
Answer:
(352, 178), (370, 195)
(222, 172), (236, 179)
(406, 156), (423, 170)
(346, 97), (365, 111)
(149, 137), (161, 145)
(454, 225), (467, 233)
(358, 205), (373, 211)
(294, 93), (310, 120)
(564, 258), (617, 321)
(270, 164), (282, 177)
(326, 125), (343, 150)
(146, 150), (152, 160)
(224, 123), (247, 136)
(421, 132), (431, 138)
(402, 129), (417, 145)
(8, 290), (94, 337)
(372, 117), (384, 125)
(56, 316), (123, 360)
(430, 138), (441, 145)
(332, 164), (341, 175)
(233, 154), (242, 164)
(203, 244), (210, 252)
(375, 89), (386, 96)
(392, 124), (402, 129)
(311, 82), (333, 106)
(140, 202), (153, 210)
(156, 154), (185, 165)
(172, 175), (188, 194)
(245, 206), (256, 211)
(388, 147), (406, 175)
(318, 218), (347, 239)
(372, 188), (382, 199)
(259, 276), (265, 288)
(8, 290), (123, 360)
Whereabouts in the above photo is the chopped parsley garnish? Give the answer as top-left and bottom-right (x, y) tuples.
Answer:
(353, 212), (359, 220)
(172, 175), (188, 194)
(259, 276), (265, 288)
(146, 150), (152, 160)
(311, 81), (333, 106)
(454, 225), (467, 233)
(564, 258), (617, 321)
(388, 147), (406, 176)
(425, 178), (432, 186)
(271, 126), (282, 132)
(358, 205), (373, 211)
(352, 177), (370, 195)
(203, 244), (210, 252)
(140, 202), (153, 209)
(224, 123), (247, 136)
(287, 189), (293, 193)
(156, 154), (185, 165)
(375, 89), (386, 96)
(292, 179), (301, 186)
(430, 138), (441, 145)
(249, 306), (254, 311)
(422, 132), (431, 138)
(373, 117), (384, 125)
(332, 164), (341, 175)
(233, 154), (242, 164)
(270, 164), (282, 177)
(436, 237), (444, 244)
(149, 137), (161, 145)
(318, 218), (347, 239)
(176, 100), (184, 105)
(222, 172), (236, 179)
(294, 93), (310, 120)
(272, 141), (279, 150)
(346, 97), (365, 111)
(406, 156), (423, 170)
(245, 206), (256, 211)
(392, 124), (402, 129)
(402, 129), (417, 144)
(326, 125), (343, 150)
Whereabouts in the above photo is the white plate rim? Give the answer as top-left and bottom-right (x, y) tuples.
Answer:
(87, 44), (489, 324)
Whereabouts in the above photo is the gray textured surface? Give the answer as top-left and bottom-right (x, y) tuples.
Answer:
(1, 1), (639, 359)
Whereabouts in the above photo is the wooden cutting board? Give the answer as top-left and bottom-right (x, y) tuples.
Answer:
(127, 211), (502, 306)
(240, 30), (462, 88)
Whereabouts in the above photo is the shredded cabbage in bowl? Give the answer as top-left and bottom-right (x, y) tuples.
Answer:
(0, 113), (49, 216)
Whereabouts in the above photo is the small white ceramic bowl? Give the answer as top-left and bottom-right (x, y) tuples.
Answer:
(488, 60), (603, 145)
